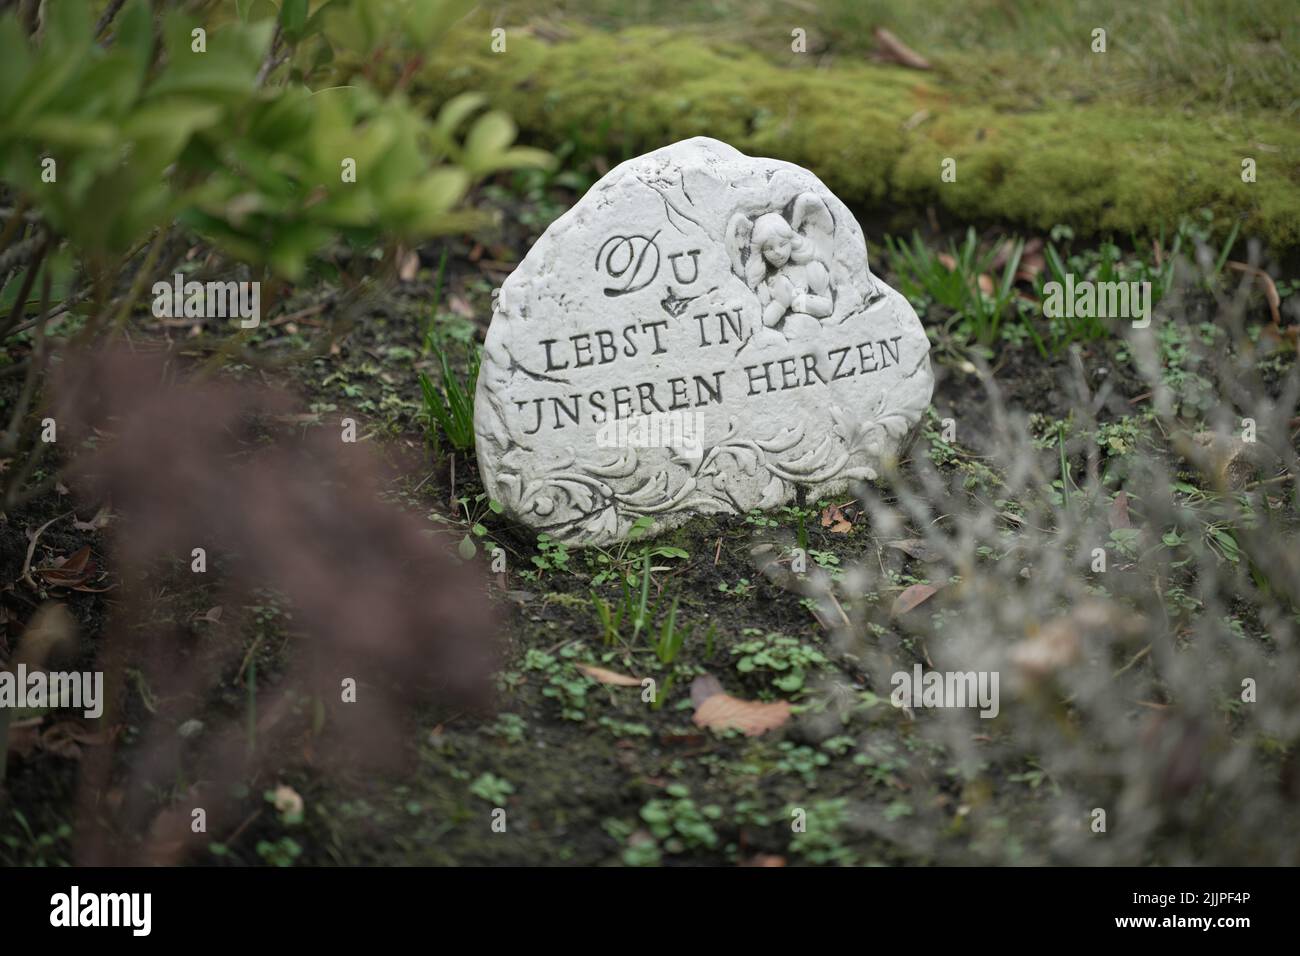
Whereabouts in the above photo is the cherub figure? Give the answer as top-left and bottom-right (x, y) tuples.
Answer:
(726, 193), (835, 341)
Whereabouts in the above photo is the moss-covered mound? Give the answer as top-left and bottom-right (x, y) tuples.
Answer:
(425, 25), (1300, 249)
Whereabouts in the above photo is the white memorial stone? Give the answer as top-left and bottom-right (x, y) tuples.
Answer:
(474, 137), (933, 546)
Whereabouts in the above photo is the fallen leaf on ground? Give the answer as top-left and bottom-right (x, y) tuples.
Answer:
(992, 237), (1043, 271)
(690, 674), (724, 706)
(690, 675), (791, 736)
(1017, 248), (1046, 283)
(820, 502), (853, 533)
(34, 546), (94, 588)
(72, 503), (115, 532)
(694, 694), (792, 737)
(937, 252), (993, 296)
(873, 27), (931, 70)
(891, 583), (938, 617)
(577, 664), (641, 686)
(1227, 261), (1281, 327)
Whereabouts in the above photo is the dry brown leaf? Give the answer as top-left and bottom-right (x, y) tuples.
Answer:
(991, 236), (1042, 270)
(743, 854), (787, 867)
(34, 545), (94, 588)
(70, 580), (115, 594)
(873, 27), (931, 70)
(1227, 261), (1281, 326)
(690, 673), (724, 706)
(891, 583), (938, 617)
(51, 545), (90, 573)
(937, 252), (993, 297)
(576, 664), (641, 687)
(72, 503), (115, 532)
(819, 502), (853, 533)
(690, 675), (790, 736)
(693, 694), (791, 737)
(35, 546), (113, 593)
(1017, 248), (1046, 283)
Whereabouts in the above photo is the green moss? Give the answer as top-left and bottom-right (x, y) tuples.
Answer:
(426, 26), (1300, 249)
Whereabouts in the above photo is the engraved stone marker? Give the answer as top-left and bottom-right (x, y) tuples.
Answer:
(474, 137), (933, 546)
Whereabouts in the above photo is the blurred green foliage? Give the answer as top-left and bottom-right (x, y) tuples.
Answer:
(0, 0), (550, 506)
(0, 0), (550, 278)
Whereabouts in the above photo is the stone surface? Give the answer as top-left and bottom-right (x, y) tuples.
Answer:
(474, 137), (933, 546)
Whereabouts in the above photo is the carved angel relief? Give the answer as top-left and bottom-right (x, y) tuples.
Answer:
(726, 193), (836, 342)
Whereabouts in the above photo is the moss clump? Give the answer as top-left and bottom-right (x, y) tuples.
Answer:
(425, 25), (1300, 249)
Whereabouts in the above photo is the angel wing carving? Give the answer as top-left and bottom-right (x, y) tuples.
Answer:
(789, 193), (835, 267)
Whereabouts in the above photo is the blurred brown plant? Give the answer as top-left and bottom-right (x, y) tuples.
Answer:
(50, 348), (497, 864)
(739, 249), (1300, 865)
